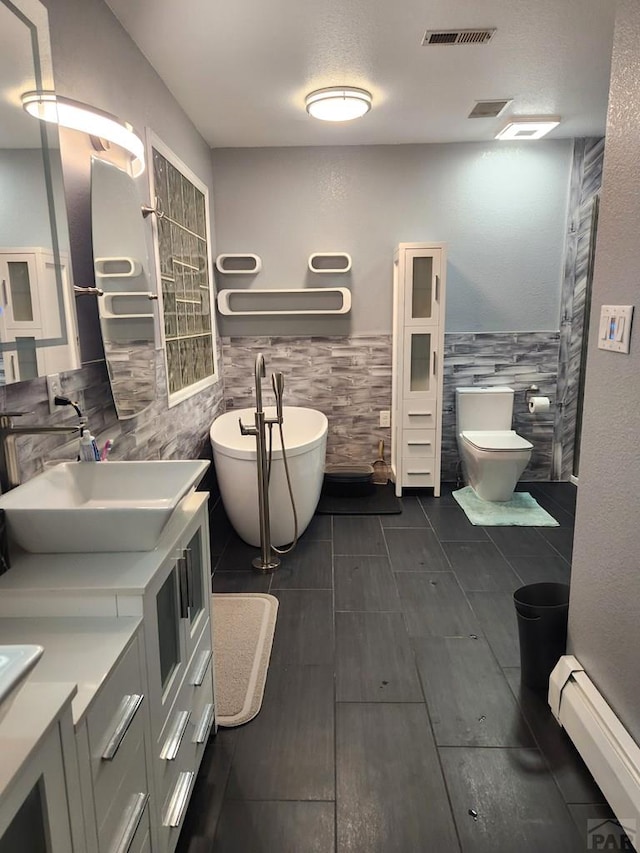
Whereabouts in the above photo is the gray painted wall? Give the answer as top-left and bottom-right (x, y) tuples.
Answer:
(212, 141), (573, 336)
(568, 0), (640, 744)
(0, 150), (68, 249)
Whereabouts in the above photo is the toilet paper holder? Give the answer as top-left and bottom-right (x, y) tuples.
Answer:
(524, 385), (540, 404)
(525, 384), (552, 412)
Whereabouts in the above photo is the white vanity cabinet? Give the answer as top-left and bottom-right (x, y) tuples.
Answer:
(391, 242), (447, 497)
(0, 617), (152, 853)
(0, 491), (215, 853)
(0, 682), (80, 853)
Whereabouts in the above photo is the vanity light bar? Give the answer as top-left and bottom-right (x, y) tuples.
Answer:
(21, 90), (145, 177)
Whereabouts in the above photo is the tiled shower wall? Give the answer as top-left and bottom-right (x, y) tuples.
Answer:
(555, 138), (605, 479)
(222, 332), (559, 480)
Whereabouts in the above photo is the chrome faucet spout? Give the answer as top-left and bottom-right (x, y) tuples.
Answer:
(0, 412), (82, 494)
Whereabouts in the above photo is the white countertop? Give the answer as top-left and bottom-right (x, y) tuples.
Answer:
(0, 617), (141, 725)
(0, 490), (208, 598)
(0, 680), (76, 801)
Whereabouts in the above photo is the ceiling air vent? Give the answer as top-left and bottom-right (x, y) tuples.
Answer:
(422, 28), (496, 46)
(468, 99), (512, 119)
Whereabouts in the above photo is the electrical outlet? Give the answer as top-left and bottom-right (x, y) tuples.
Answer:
(380, 410), (391, 428)
(46, 373), (62, 414)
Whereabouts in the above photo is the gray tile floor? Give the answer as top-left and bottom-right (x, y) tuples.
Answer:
(178, 482), (619, 853)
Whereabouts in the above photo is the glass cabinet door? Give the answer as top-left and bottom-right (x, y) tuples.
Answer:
(404, 250), (440, 326)
(0, 780), (50, 853)
(1, 255), (42, 331)
(156, 569), (181, 693)
(404, 331), (434, 397)
(0, 723), (74, 853)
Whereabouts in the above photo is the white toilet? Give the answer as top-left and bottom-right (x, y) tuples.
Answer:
(456, 387), (533, 502)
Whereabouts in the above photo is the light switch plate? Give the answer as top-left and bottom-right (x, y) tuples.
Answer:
(598, 305), (634, 353)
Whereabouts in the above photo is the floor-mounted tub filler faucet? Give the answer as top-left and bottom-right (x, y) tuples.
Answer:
(239, 353), (298, 572)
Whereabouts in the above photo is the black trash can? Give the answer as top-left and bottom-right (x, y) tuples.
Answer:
(513, 582), (570, 692)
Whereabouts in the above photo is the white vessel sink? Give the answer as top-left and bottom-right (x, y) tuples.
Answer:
(0, 460), (210, 553)
(0, 644), (44, 722)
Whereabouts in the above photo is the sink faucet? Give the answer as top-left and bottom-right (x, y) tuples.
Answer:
(0, 411), (82, 494)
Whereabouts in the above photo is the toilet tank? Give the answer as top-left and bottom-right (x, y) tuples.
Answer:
(455, 387), (515, 433)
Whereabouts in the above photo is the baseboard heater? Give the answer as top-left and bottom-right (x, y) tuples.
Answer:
(550, 656), (640, 842)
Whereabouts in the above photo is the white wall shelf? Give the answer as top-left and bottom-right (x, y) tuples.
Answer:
(308, 252), (352, 273)
(100, 291), (155, 319)
(217, 287), (351, 316)
(215, 253), (262, 274)
(94, 256), (142, 278)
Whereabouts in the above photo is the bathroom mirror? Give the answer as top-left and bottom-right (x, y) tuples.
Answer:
(0, 0), (80, 385)
(90, 157), (156, 418)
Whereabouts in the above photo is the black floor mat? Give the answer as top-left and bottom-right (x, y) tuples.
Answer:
(316, 482), (402, 515)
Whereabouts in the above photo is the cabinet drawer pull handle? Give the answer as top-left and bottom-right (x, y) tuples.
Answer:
(102, 694), (144, 760)
(408, 470), (431, 475)
(1, 279), (7, 306)
(433, 351), (437, 375)
(163, 771), (195, 828)
(408, 411), (432, 417)
(407, 441), (431, 446)
(111, 792), (148, 853)
(160, 710), (191, 761)
(178, 556), (189, 619)
(193, 703), (215, 744)
(435, 274), (440, 303)
(190, 649), (212, 686)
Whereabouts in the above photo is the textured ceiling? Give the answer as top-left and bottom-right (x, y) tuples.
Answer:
(105, 0), (615, 148)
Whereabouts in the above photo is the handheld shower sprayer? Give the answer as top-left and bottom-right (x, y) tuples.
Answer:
(272, 372), (285, 424)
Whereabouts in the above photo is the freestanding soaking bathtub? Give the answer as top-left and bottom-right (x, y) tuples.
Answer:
(210, 406), (328, 547)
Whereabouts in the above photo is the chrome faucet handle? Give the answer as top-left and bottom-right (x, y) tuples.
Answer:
(238, 417), (257, 437)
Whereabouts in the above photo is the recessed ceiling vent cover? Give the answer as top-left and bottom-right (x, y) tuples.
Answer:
(468, 99), (512, 119)
(422, 28), (496, 46)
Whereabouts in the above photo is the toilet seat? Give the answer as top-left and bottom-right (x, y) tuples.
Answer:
(461, 430), (533, 452)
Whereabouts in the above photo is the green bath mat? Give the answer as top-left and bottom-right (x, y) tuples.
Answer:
(453, 486), (559, 527)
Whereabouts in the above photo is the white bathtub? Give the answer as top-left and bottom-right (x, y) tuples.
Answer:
(210, 406), (328, 547)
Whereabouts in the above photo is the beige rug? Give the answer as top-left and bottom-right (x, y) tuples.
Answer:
(211, 593), (279, 727)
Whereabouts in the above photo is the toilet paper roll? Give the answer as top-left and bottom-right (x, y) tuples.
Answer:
(528, 396), (550, 413)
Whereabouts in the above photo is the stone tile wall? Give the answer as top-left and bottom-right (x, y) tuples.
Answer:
(222, 336), (393, 466)
(555, 138), (605, 479)
(0, 344), (224, 484)
(222, 332), (560, 481)
(441, 332), (560, 482)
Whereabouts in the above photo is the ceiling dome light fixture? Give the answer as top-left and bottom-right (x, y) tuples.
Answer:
(21, 90), (145, 176)
(495, 116), (561, 141)
(305, 87), (372, 122)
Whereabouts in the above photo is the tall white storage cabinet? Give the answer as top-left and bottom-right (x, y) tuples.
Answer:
(391, 243), (446, 497)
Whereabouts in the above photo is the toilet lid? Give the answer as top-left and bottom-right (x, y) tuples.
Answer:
(462, 430), (533, 452)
